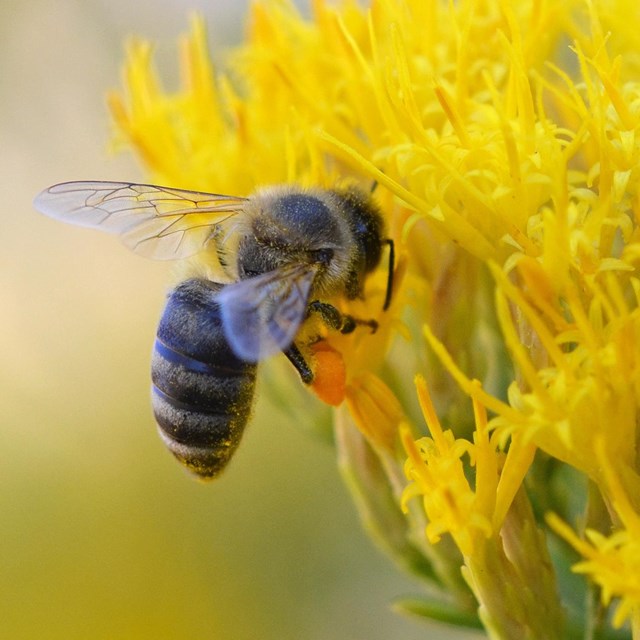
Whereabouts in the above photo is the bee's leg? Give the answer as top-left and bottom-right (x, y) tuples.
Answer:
(284, 343), (314, 385)
(307, 301), (378, 334)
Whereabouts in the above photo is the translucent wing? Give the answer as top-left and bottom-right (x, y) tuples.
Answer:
(34, 180), (248, 260)
(216, 265), (317, 362)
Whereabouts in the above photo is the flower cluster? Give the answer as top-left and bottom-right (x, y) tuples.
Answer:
(109, 1), (640, 637)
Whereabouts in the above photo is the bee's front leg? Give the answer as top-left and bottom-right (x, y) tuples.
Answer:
(286, 302), (378, 386)
(307, 300), (378, 334)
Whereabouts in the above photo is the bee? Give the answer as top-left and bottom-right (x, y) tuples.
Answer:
(34, 181), (394, 479)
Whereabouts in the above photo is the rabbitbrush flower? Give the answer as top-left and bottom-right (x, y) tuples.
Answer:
(108, 1), (640, 638)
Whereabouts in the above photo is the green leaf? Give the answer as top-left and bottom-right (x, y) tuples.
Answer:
(394, 596), (483, 630)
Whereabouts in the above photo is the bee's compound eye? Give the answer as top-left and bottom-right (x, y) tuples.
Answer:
(311, 248), (334, 266)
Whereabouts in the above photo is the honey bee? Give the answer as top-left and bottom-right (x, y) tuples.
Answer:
(34, 181), (393, 479)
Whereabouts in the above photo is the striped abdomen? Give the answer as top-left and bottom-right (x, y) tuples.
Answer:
(152, 278), (257, 479)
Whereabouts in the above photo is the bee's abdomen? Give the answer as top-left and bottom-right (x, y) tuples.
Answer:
(151, 279), (257, 480)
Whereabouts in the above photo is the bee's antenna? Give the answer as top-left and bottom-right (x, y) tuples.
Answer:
(382, 238), (394, 311)
(368, 179), (393, 309)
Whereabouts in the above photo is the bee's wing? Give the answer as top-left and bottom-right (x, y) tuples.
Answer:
(34, 181), (248, 260)
(216, 265), (317, 362)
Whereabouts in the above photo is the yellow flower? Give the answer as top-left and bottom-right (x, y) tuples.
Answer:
(402, 377), (494, 557)
(401, 376), (561, 636)
(548, 437), (640, 629)
(107, 0), (640, 636)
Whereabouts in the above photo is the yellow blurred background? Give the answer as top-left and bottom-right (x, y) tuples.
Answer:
(1, 1), (480, 638)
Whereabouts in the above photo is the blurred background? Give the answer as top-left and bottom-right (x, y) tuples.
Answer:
(1, 1), (480, 638)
